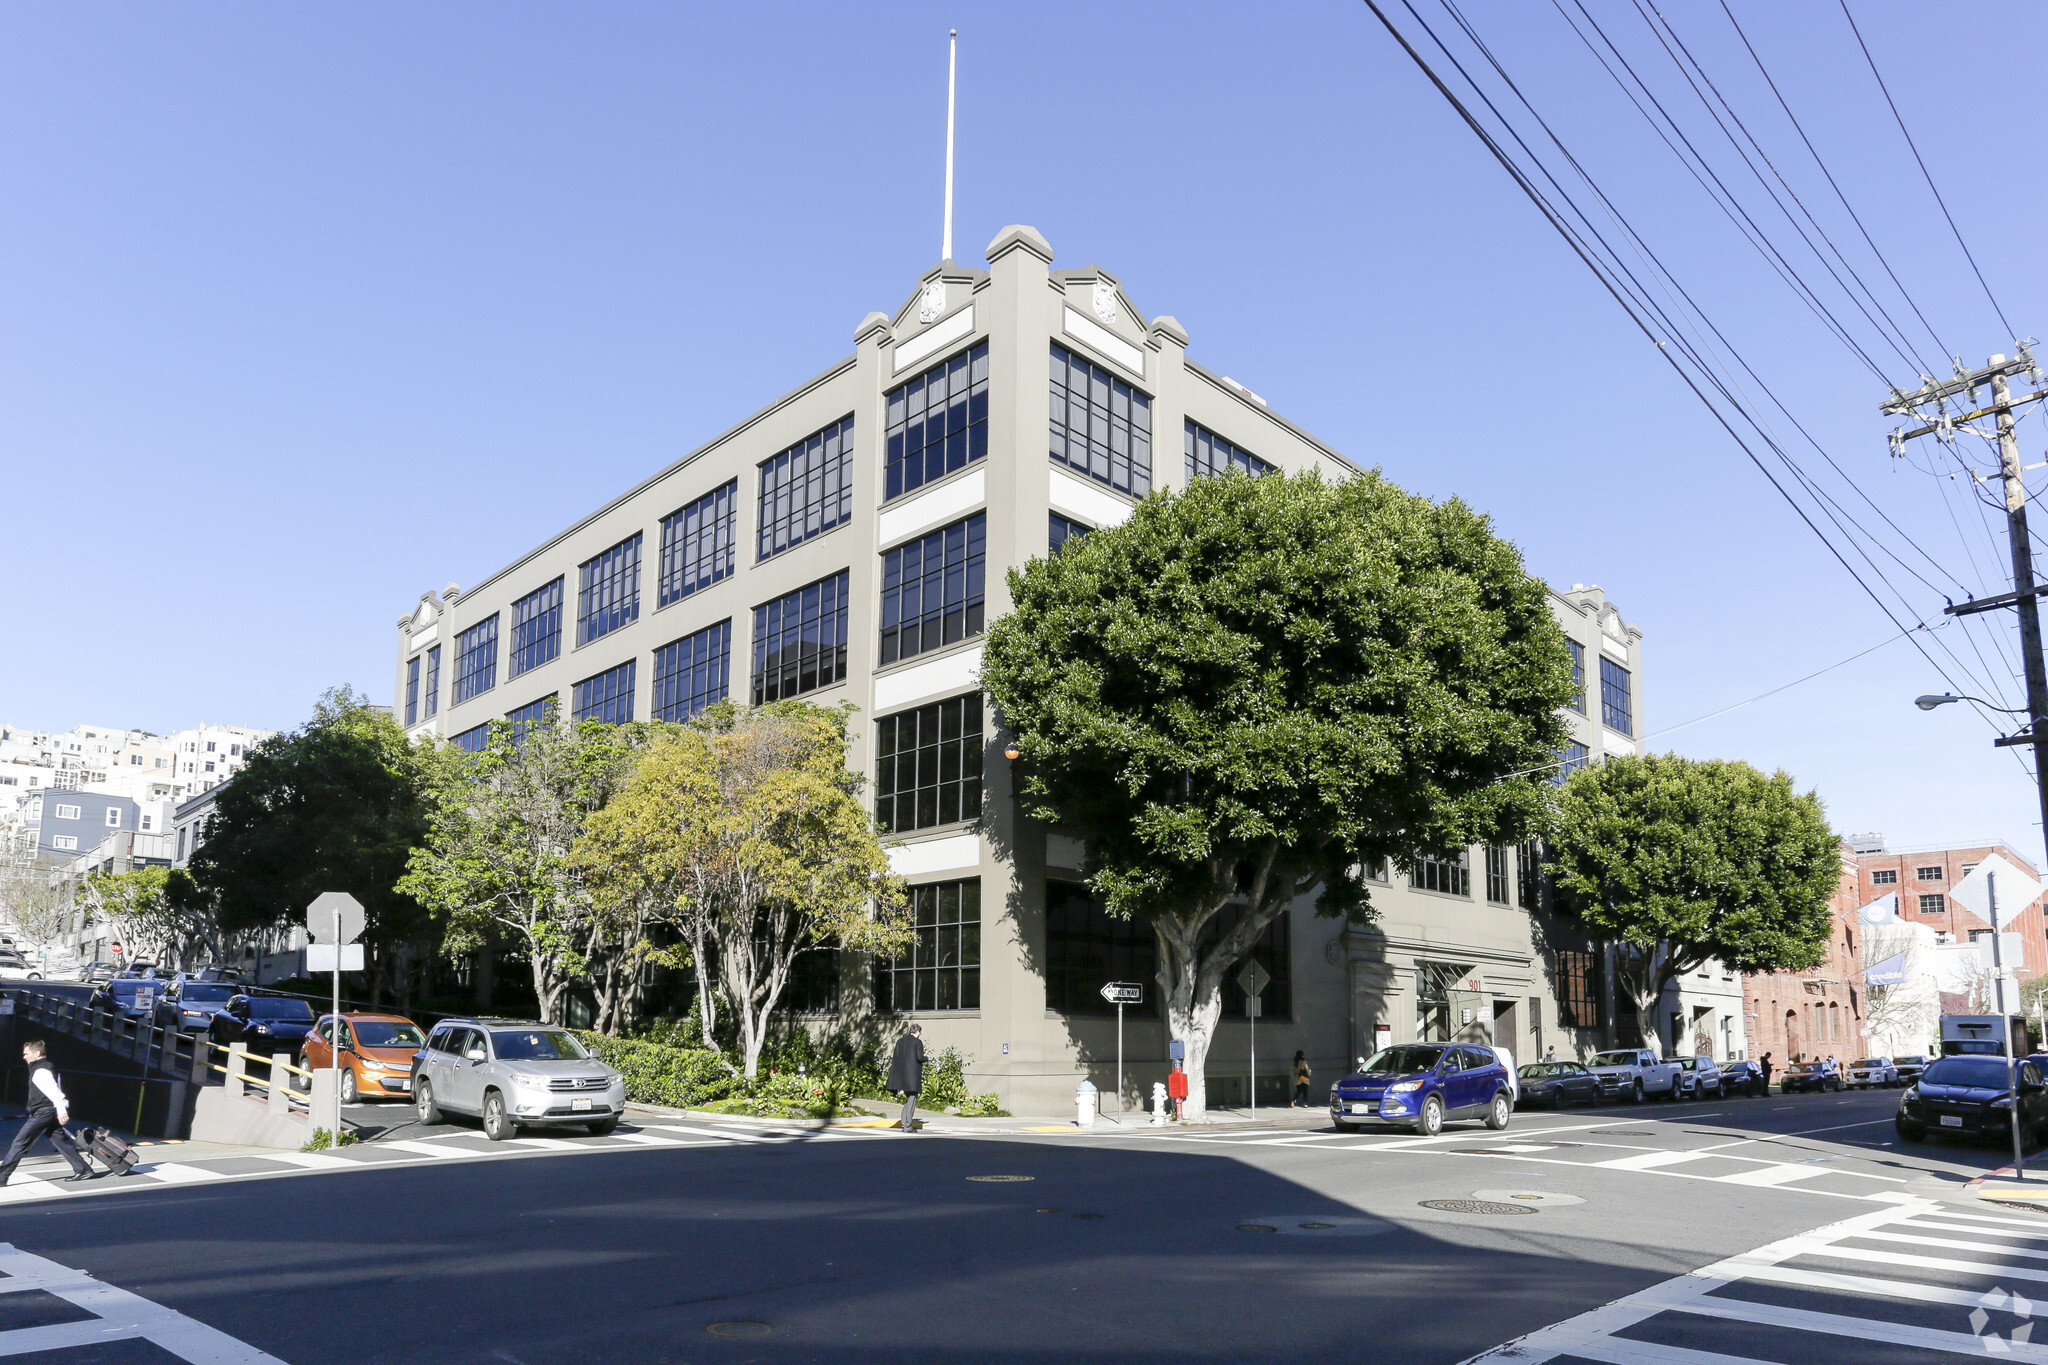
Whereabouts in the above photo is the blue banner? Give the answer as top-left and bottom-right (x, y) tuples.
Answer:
(1865, 951), (1908, 987)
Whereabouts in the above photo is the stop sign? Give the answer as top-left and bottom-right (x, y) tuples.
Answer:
(111, 942), (123, 955)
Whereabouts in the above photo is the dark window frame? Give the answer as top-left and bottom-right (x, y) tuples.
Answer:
(1555, 948), (1603, 1029)
(452, 724), (490, 754)
(404, 655), (420, 727)
(885, 344), (989, 502)
(1600, 656), (1633, 736)
(509, 577), (565, 677)
(874, 691), (984, 834)
(1566, 640), (1586, 714)
(571, 660), (636, 724)
(577, 536), (643, 646)
(752, 570), (850, 704)
(424, 645), (441, 718)
(1049, 342), (1152, 497)
(1485, 846), (1511, 905)
(1184, 419), (1274, 481)
(758, 416), (854, 560)
(1411, 850), (1470, 898)
(659, 479), (737, 607)
(652, 620), (731, 723)
(873, 879), (981, 1013)
(1049, 512), (1092, 553)
(452, 616), (500, 705)
(880, 513), (986, 666)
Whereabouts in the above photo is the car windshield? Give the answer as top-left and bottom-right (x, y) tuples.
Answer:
(1787, 1063), (1817, 1073)
(353, 1021), (424, 1049)
(1896, 1056), (1927, 1065)
(1590, 1051), (1642, 1067)
(1358, 1046), (1443, 1075)
(1675, 1058), (1699, 1070)
(490, 1029), (589, 1061)
(1518, 1063), (1576, 1079)
(179, 985), (233, 1003)
(1924, 1057), (2016, 1089)
(1852, 1059), (1882, 1068)
(247, 998), (314, 1021)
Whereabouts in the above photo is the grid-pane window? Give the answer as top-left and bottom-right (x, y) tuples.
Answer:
(1517, 840), (1544, 911)
(875, 692), (983, 834)
(1552, 742), (1589, 786)
(874, 879), (981, 1012)
(758, 417), (853, 560)
(659, 480), (737, 607)
(652, 620), (731, 723)
(780, 947), (841, 1015)
(1184, 420), (1274, 481)
(1485, 846), (1510, 905)
(1870, 869), (1898, 885)
(1049, 342), (1152, 496)
(1045, 880), (1157, 1016)
(880, 513), (985, 666)
(752, 571), (849, 703)
(404, 656), (420, 727)
(1600, 657), (1632, 735)
(578, 536), (642, 645)
(424, 646), (440, 718)
(506, 696), (555, 743)
(1555, 948), (1603, 1028)
(1919, 894), (1945, 916)
(572, 661), (636, 724)
(1916, 866), (1944, 882)
(1049, 513), (1091, 553)
(1411, 850), (1470, 897)
(885, 343), (988, 501)
(510, 577), (564, 678)
(453, 616), (499, 704)
(1567, 640), (1586, 713)
(452, 725), (489, 754)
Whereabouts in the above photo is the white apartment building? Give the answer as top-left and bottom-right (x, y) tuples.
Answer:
(0, 722), (272, 863)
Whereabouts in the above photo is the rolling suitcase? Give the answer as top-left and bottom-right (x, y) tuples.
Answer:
(75, 1126), (137, 1177)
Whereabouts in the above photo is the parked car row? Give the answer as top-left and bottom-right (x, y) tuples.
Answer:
(1897, 1054), (2048, 1146)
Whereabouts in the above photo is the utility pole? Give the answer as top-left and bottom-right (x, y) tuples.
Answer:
(1884, 347), (2048, 862)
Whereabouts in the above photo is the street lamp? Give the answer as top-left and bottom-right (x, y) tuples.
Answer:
(1916, 693), (2030, 713)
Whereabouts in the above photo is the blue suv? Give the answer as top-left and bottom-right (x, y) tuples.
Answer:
(1330, 1043), (1514, 1135)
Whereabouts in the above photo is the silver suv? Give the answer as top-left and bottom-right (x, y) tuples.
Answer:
(412, 1018), (626, 1140)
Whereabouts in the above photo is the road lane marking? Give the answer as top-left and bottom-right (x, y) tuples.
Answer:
(0, 1244), (288, 1363)
(1849, 1226), (2048, 1260)
(641, 1124), (790, 1144)
(378, 1140), (478, 1159)
(1713, 1163), (1830, 1187)
(1595, 1151), (1713, 1172)
(1784, 1118), (1896, 1136)
(1786, 1239), (2048, 1283)
(1902, 1215), (2048, 1240)
(260, 1152), (355, 1170)
(136, 1164), (227, 1183)
(1643, 1279), (2048, 1363)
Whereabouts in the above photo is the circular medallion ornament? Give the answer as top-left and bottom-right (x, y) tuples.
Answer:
(1092, 278), (1119, 324)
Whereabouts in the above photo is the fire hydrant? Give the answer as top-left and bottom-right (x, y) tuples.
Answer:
(1150, 1081), (1168, 1126)
(1076, 1079), (1098, 1129)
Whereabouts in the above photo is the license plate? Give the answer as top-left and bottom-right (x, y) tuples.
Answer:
(383, 1077), (410, 1091)
(571, 1098), (592, 1111)
(1348, 1102), (1375, 1115)
(1941, 1114), (1964, 1127)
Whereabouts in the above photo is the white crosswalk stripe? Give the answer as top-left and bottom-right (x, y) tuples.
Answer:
(1461, 1197), (2048, 1364)
(0, 1243), (287, 1361)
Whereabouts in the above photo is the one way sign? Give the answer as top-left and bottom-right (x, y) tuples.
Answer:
(1099, 981), (1143, 1006)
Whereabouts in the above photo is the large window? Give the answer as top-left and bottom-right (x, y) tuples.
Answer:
(510, 577), (564, 677)
(874, 879), (981, 1012)
(1045, 880), (1156, 1016)
(758, 416), (853, 560)
(572, 661), (636, 724)
(880, 513), (985, 666)
(506, 696), (555, 743)
(404, 656), (420, 727)
(578, 536), (642, 645)
(875, 691), (983, 833)
(1184, 420), (1274, 481)
(452, 724), (490, 754)
(1567, 640), (1586, 714)
(886, 343), (988, 501)
(752, 570), (849, 703)
(1517, 840), (1544, 911)
(653, 620), (731, 722)
(1916, 865), (1944, 882)
(1918, 894), (1945, 916)
(1600, 656), (1632, 735)
(780, 947), (841, 1015)
(1870, 869), (1899, 885)
(1485, 846), (1510, 905)
(1049, 512), (1091, 553)
(1411, 850), (1470, 897)
(659, 480), (737, 607)
(1050, 342), (1152, 496)
(452, 616), (499, 704)
(424, 645), (440, 718)
(1554, 948), (1603, 1028)
(1553, 742), (1589, 786)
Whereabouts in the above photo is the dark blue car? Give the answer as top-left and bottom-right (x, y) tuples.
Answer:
(1330, 1042), (1514, 1135)
(1896, 1055), (2048, 1145)
(206, 994), (317, 1050)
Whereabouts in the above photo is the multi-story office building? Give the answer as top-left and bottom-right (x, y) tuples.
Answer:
(394, 226), (1652, 1112)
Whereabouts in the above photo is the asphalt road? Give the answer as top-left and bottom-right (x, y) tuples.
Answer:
(0, 1083), (2030, 1364)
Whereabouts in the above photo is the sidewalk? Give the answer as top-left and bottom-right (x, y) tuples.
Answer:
(620, 1098), (1338, 1137)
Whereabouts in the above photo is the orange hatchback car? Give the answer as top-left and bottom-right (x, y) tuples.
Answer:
(302, 1013), (427, 1104)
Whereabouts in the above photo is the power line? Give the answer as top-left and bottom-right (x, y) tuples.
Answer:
(1643, 623), (1928, 742)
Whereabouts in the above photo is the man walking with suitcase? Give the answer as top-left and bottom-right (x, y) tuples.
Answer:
(888, 1025), (927, 1133)
(0, 1040), (95, 1185)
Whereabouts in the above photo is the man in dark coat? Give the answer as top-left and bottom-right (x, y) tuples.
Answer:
(888, 1025), (926, 1133)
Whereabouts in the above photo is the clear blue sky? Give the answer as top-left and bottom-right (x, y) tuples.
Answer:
(6, 2), (2044, 857)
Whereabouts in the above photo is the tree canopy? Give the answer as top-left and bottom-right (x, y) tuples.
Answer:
(982, 468), (1575, 1114)
(1547, 752), (1839, 1050)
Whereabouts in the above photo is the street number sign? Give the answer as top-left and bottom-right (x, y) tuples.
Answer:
(1100, 981), (1143, 1006)
(1237, 961), (1271, 997)
(306, 892), (366, 945)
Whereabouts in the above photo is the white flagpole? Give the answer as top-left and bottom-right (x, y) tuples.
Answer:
(943, 29), (957, 263)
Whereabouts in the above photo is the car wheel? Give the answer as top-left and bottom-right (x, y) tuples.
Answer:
(339, 1068), (359, 1106)
(1417, 1094), (1445, 1137)
(1631, 1080), (1644, 1104)
(1485, 1092), (1512, 1130)
(587, 1117), (619, 1136)
(482, 1090), (515, 1141)
(415, 1077), (443, 1126)
(292, 1052), (313, 1092)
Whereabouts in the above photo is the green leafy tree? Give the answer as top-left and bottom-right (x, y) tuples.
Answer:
(1548, 753), (1839, 1050)
(576, 701), (909, 1077)
(982, 469), (1574, 1116)
(78, 867), (183, 964)
(181, 687), (444, 998)
(399, 709), (641, 1025)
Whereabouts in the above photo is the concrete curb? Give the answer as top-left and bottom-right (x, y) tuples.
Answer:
(1962, 1165), (2048, 1211)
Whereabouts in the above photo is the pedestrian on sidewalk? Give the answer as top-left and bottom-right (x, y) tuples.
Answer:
(1291, 1052), (1310, 1107)
(887, 1024), (927, 1133)
(1759, 1052), (1774, 1093)
(1167, 1061), (1188, 1122)
(0, 1041), (94, 1186)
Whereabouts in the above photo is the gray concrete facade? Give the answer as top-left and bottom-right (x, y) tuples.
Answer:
(394, 226), (1649, 1114)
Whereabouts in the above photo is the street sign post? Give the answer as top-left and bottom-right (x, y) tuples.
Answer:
(1100, 982), (1143, 1123)
(305, 892), (365, 1136)
(1237, 961), (1271, 1116)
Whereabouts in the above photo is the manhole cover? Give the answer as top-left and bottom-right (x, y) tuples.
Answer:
(967, 1174), (1034, 1182)
(1237, 1223), (1278, 1233)
(1239, 1214), (1396, 1237)
(1473, 1189), (1586, 1207)
(1419, 1199), (1538, 1216)
(706, 1321), (771, 1338)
